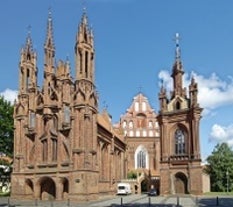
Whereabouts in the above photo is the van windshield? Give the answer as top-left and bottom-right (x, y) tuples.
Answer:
(118, 186), (125, 190)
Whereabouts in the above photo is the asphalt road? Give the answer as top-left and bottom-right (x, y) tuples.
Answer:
(0, 194), (233, 207)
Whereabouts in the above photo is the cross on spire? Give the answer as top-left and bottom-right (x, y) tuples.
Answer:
(174, 33), (181, 60)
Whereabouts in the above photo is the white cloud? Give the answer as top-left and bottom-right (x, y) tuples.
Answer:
(209, 124), (233, 147)
(158, 70), (173, 92)
(158, 70), (233, 115)
(0, 88), (18, 105)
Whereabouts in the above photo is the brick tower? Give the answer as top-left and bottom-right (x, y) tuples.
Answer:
(71, 10), (99, 200)
(157, 33), (203, 195)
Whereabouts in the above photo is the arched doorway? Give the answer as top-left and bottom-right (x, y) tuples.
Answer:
(25, 179), (34, 195)
(141, 179), (149, 193)
(39, 177), (56, 200)
(61, 177), (69, 199)
(174, 172), (188, 194)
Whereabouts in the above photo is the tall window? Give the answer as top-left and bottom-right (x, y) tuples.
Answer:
(52, 138), (57, 161)
(42, 139), (48, 162)
(135, 145), (148, 169)
(129, 121), (133, 128)
(175, 129), (185, 154)
(137, 150), (146, 168)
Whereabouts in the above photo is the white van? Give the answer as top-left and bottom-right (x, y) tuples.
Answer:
(117, 183), (131, 195)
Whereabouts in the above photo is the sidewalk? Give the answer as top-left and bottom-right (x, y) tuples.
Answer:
(0, 194), (232, 207)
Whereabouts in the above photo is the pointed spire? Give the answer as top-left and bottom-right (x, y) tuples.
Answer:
(44, 8), (55, 72)
(44, 8), (55, 51)
(21, 25), (36, 64)
(171, 33), (185, 98)
(25, 25), (33, 53)
(81, 0), (88, 25)
(172, 32), (183, 73)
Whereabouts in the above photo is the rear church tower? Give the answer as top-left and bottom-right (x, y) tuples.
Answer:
(158, 33), (203, 194)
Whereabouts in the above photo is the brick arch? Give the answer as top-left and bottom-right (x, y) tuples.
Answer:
(37, 176), (56, 200)
(60, 177), (69, 199)
(174, 172), (188, 194)
(25, 178), (34, 195)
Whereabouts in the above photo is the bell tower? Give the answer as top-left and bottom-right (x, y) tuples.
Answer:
(71, 9), (99, 200)
(158, 33), (203, 195)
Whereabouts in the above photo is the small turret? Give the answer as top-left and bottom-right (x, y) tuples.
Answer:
(75, 9), (95, 83)
(19, 29), (37, 95)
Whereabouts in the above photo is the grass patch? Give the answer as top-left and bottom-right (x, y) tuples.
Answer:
(0, 191), (10, 197)
(204, 191), (233, 196)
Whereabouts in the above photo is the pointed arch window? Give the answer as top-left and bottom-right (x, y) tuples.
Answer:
(135, 146), (148, 169)
(42, 139), (48, 162)
(137, 151), (146, 168)
(175, 129), (185, 154)
(129, 121), (133, 129)
(176, 101), (181, 110)
(52, 138), (57, 161)
(122, 120), (127, 129)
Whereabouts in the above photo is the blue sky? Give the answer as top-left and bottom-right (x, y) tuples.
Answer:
(1, 0), (233, 162)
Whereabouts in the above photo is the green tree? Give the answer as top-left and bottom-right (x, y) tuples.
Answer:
(0, 96), (14, 158)
(206, 142), (233, 192)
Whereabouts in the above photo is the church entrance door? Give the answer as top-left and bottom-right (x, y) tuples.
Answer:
(174, 172), (188, 194)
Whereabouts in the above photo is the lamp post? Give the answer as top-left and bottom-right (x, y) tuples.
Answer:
(226, 169), (229, 193)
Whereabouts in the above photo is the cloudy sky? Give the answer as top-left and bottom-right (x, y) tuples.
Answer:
(1, 0), (233, 161)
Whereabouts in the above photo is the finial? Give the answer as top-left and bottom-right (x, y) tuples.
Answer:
(48, 6), (52, 21)
(27, 25), (32, 36)
(82, 0), (87, 14)
(174, 32), (181, 60)
(138, 85), (142, 93)
(25, 24), (33, 50)
(66, 53), (70, 62)
(103, 101), (108, 110)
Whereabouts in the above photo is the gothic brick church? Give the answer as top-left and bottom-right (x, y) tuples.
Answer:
(11, 9), (203, 201)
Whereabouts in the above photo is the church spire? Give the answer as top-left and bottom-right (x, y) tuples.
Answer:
(44, 8), (55, 74)
(171, 33), (185, 98)
(19, 27), (37, 94)
(75, 8), (95, 82)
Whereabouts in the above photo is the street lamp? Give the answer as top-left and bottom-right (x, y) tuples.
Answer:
(226, 169), (229, 193)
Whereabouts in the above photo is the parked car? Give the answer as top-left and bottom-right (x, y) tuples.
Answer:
(148, 189), (157, 196)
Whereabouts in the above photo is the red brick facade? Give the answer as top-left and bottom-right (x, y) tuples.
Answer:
(11, 12), (203, 201)
(11, 11), (126, 201)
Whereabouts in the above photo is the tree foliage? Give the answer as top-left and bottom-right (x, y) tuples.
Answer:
(0, 96), (14, 158)
(206, 142), (233, 192)
(127, 170), (137, 179)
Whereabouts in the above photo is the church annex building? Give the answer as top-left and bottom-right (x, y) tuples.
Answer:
(11, 9), (204, 201)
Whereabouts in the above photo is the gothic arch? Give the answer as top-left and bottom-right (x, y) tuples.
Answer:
(134, 145), (149, 169)
(60, 177), (69, 199)
(37, 176), (56, 200)
(170, 124), (189, 155)
(25, 178), (34, 195)
(141, 178), (149, 193)
(174, 172), (188, 194)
